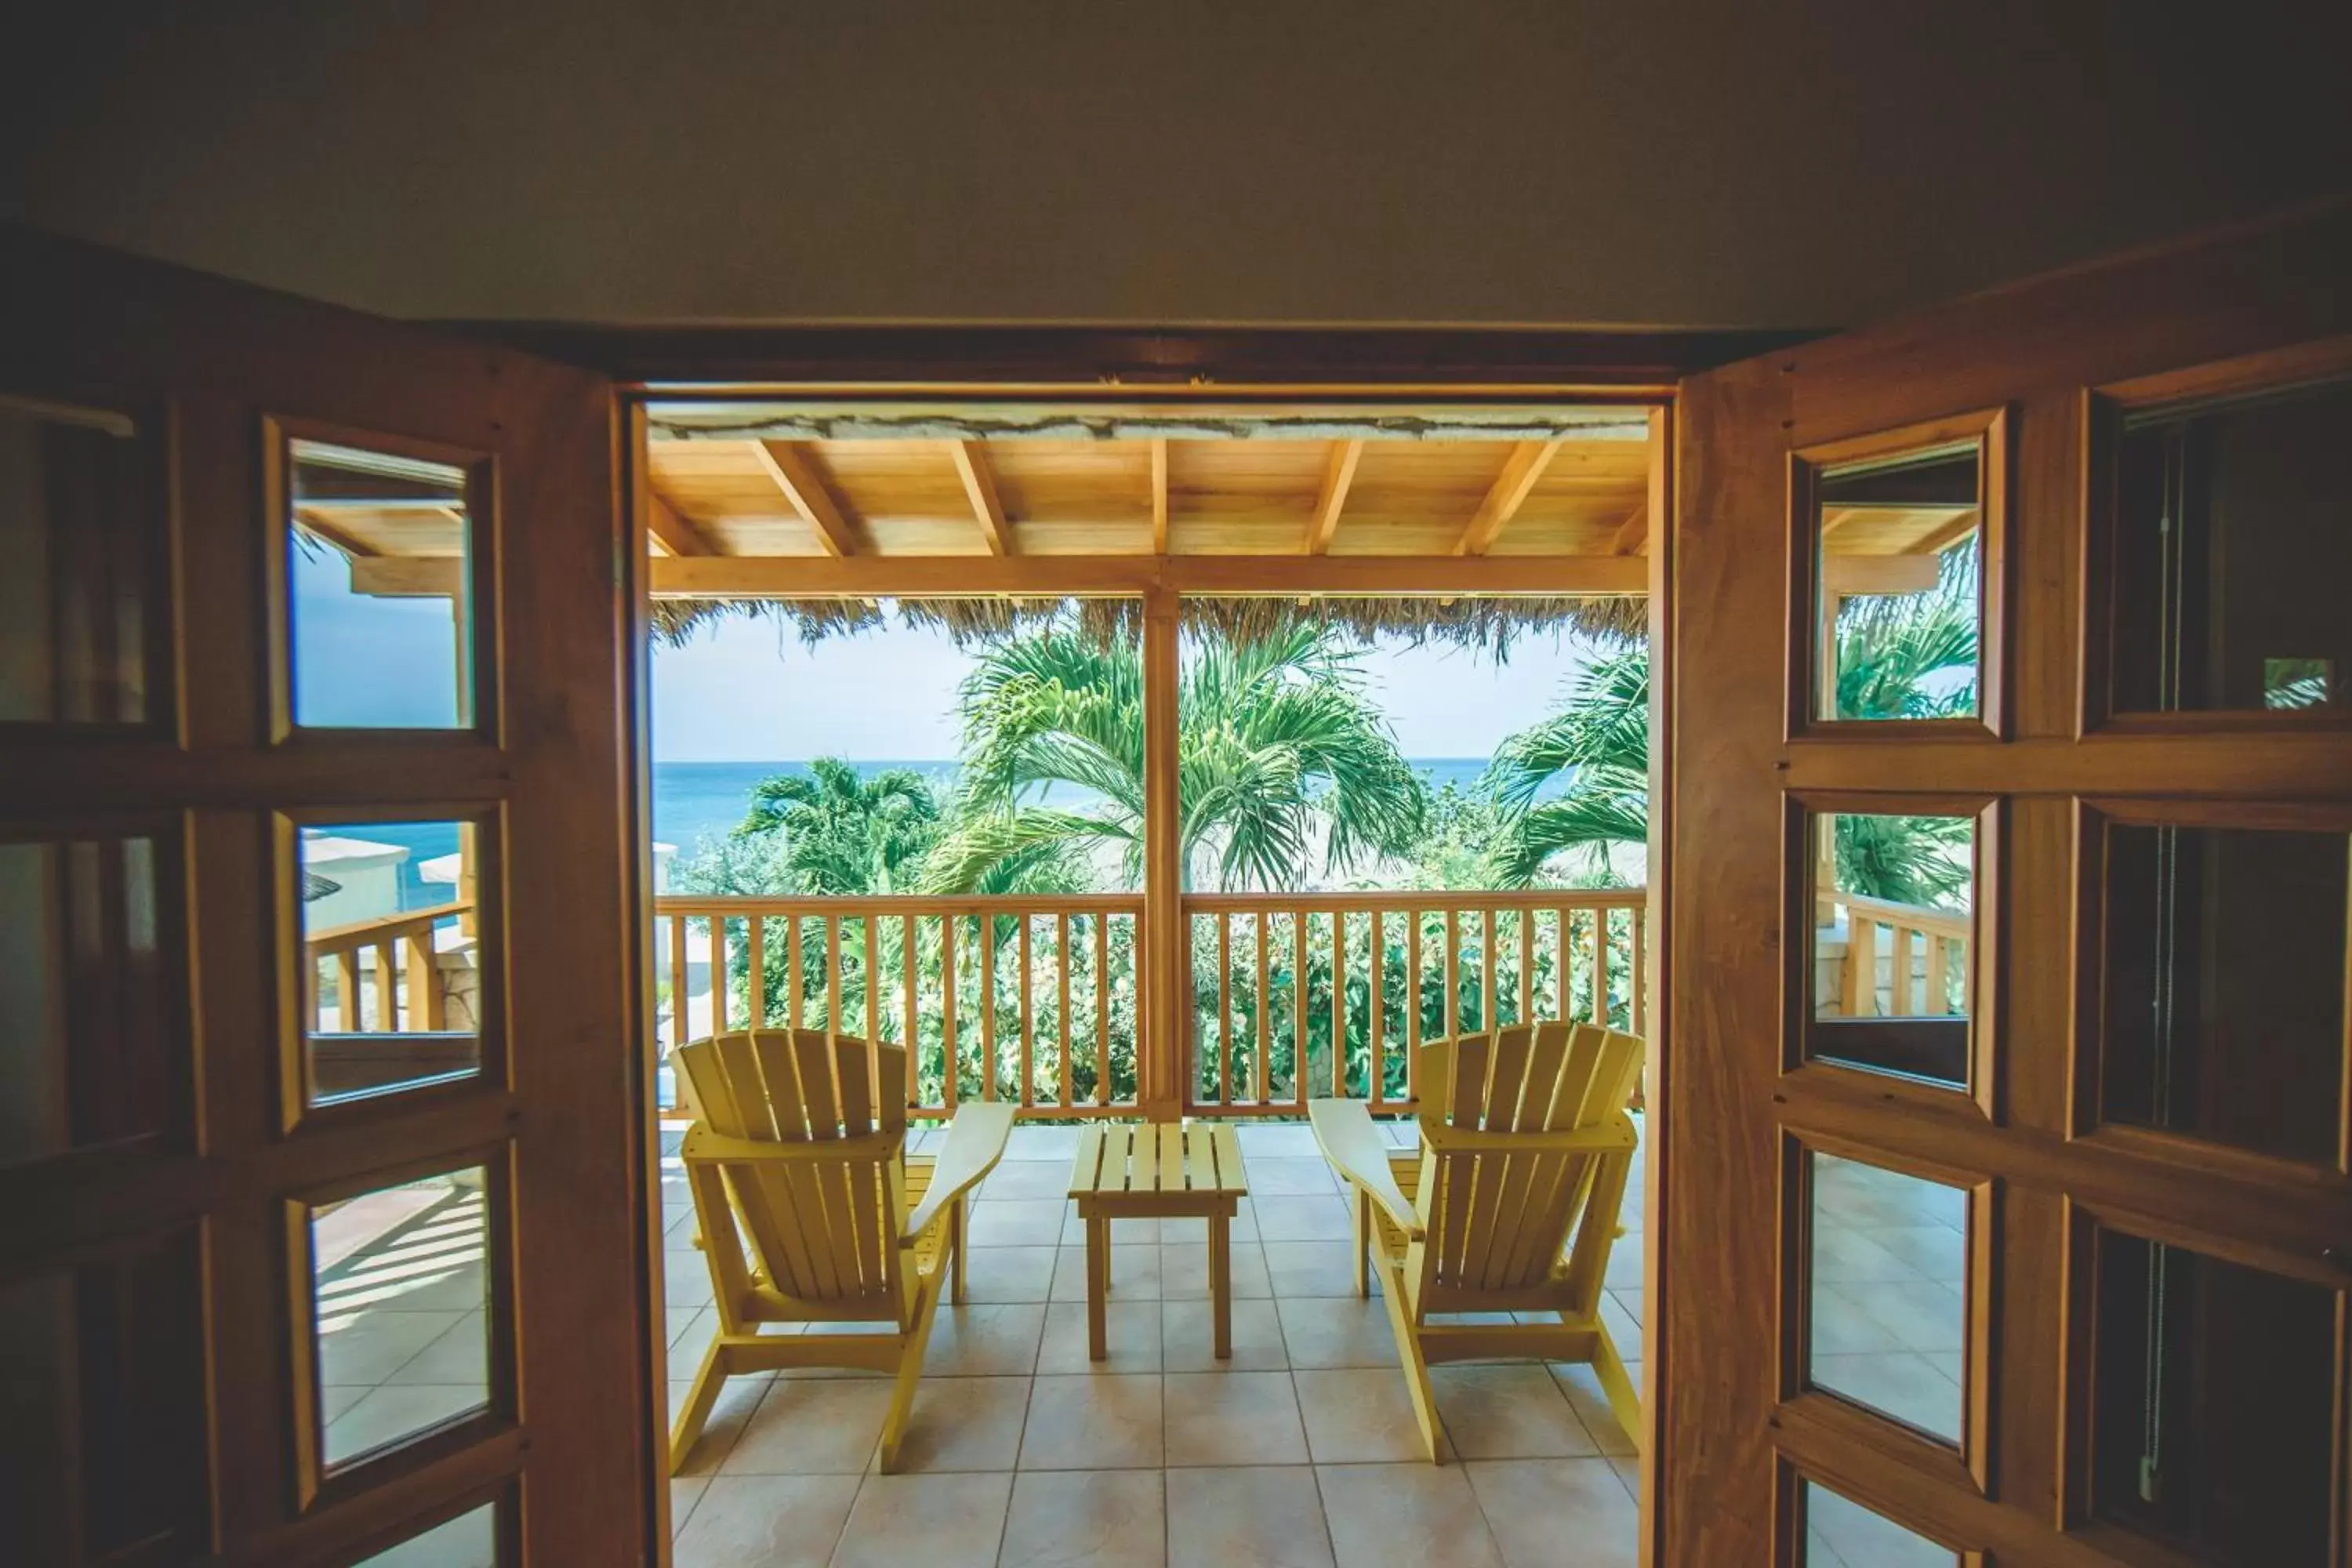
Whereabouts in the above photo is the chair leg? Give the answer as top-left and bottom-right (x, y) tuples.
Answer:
(669, 1338), (731, 1475)
(1590, 1319), (1643, 1452)
(877, 1275), (946, 1473)
(1376, 1261), (1442, 1463)
(1355, 1185), (1373, 1298)
(951, 1192), (968, 1306)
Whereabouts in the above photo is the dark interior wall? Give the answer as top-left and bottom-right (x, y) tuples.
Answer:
(4, 1), (2348, 329)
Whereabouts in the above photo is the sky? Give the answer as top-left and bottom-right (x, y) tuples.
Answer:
(289, 552), (1597, 760)
(650, 612), (1594, 762)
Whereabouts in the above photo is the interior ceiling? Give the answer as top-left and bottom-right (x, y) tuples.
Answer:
(6, 3), (2348, 331)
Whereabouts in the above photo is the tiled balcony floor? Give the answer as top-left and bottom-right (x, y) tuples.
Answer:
(658, 1120), (1646, 1568)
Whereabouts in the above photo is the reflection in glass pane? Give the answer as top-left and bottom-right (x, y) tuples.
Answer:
(2092, 1228), (2334, 1564)
(299, 821), (481, 1106)
(1804, 1480), (1959, 1566)
(354, 1503), (498, 1568)
(0, 833), (181, 1166)
(2114, 378), (2352, 716)
(1807, 1151), (1966, 1443)
(310, 1167), (491, 1470)
(0, 1233), (209, 1562)
(1813, 443), (1982, 723)
(1807, 811), (1973, 1088)
(0, 395), (157, 724)
(287, 437), (472, 728)
(2100, 822), (2347, 1167)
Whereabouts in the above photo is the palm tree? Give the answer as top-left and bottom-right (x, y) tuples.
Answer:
(925, 621), (1428, 891)
(737, 757), (942, 895)
(1486, 547), (1980, 893)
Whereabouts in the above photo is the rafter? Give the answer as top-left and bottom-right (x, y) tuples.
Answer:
(1149, 438), (1170, 552)
(645, 489), (721, 557)
(1304, 439), (1364, 554)
(293, 506), (379, 558)
(1909, 507), (1981, 555)
(750, 439), (859, 557)
(946, 441), (1017, 555)
(1453, 439), (1562, 556)
(1609, 502), (1647, 555)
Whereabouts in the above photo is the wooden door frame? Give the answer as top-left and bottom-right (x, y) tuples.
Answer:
(1665, 198), (2352, 1566)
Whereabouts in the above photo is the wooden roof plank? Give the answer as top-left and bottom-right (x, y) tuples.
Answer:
(750, 439), (861, 557)
(1608, 502), (1647, 556)
(649, 553), (1646, 599)
(1454, 440), (1563, 557)
(946, 441), (1017, 555)
(646, 488), (722, 557)
(1149, 438), (1169, 553)
(1304, 439), (1364, 555)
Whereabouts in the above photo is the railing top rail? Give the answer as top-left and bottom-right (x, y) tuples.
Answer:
(652, 892), (1145, 916)
(307, 900), (472, 949)
(1181, 888), (1647, 914)
(1827, 891), (1972, 938)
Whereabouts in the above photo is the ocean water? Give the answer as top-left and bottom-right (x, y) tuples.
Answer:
(343, 757), (1536, 906)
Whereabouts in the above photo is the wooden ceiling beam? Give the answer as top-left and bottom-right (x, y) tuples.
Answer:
(750, 439), (860, 557)
(645, 488), (722, 557)
(1304, 439), (1364, 554)
(1453, 439), (1563, 556)
(1149, 438), (1170, 552)
(1609, 502), (1648, 555)
(1909, 508), (1982, 555)
(292, 506), (379, 558)
(350, 557), (464, 597)
(946, 441), (1017, 555)
(649, 552), (1646, 600)
(1820, 554), (1941, 595)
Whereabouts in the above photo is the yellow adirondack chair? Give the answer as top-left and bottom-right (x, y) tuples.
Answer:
(668, 1029), (1014, 1473)
(1309, 1020), (1646, 1461)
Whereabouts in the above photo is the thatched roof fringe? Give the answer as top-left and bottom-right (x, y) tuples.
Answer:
(652, 593), (1643, 655)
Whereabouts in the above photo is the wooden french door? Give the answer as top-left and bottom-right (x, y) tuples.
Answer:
(0, 229), (656, 1566)
(1655, 201), (2352, 1566)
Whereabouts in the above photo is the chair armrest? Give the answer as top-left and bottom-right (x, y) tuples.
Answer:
(681, 1125), (899, 1165)
(1308, 1099), (1423, 1242)
(904, 1102), (1015, 1242)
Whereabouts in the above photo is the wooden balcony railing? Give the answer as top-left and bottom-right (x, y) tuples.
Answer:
(654, 894), (1147, 1118)
(1823, 891), (1971, 1017)
(303, 901), (471, 1033)
(1181, 889), (1648, 1116)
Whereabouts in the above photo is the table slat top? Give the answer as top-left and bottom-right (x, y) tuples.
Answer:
(1069, 1123), (1247, 1200)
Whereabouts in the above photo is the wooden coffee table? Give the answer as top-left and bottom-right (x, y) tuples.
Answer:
(1069, 1123), (1248, 1360)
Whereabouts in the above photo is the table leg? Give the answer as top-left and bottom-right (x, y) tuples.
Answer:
(1087, 1214), (1109, 1363)
(1210, 1210), (1232, 1359)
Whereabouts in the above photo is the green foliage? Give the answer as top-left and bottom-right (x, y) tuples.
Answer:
(931, 619), (1428, 892)
(738, 757), (943, 895)
(1483, 649), (1648, 887)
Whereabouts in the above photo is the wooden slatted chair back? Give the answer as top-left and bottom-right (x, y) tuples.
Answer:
(1410, 1021), (1644, 1304)
(676, 1030), (912, 1318)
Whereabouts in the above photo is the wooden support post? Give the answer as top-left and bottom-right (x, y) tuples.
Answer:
(1140, 584), (1185, 1122)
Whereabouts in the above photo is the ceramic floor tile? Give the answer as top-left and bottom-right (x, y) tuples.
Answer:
(971, 1200), (1071, 1247)
(382, 1310), (486, 1386)
(997, 1470), (1167, 1568)
(1465, 1459), (1637, 1568)
(1599, 1291), (1642, 1363)
(1316, 1463), (1504, 1568)
(1005, 1126), (1083, 1160)
(670, 1473), (859, 1567)
(1158, 1240), (1271, 1301)
(1036, 1301), (1163, 1374)
(1162, 1370), (1308, 1466)
(1264, 1241), (1362, 1298)
(671, 1377), (777, 1477)
(666, 1252), (718, 1309)
(318, 1308), (467, 1385)
(986, 1160), (1081, 1200)
(1161, 1298), (1290, 1373)
(962, 1246), (1058, 1304)
(1062, 1211), (1163, 1246)
(1018, 1374), (1164, 1470)
(1806, 1483), (1959, 1567)
(1546, 1363), (1636, 1457)
(1294, 1368), (1442, 1462)
(924, 1302), (1046, 1377)
(1250, 1196), (1352, 1242)
(670, 1475), (706, 1539)
(1233, 1123), (1323, 1159)
(1276, 1295), (1398, 1369)
(1430, 1365), (1598, 1459)
(1165, 1465), (1335, 1568)
(1243, 1157), (1338, 1195)
(1051, 1243), (1161, 1301)
(720, 1380), (893, 1475)
(830, 1472), (1012, 1568)
(324, 1384), (485, 1466)
(1811, 1352), (1959, 1441)
(891, 1375), (1032, 1473)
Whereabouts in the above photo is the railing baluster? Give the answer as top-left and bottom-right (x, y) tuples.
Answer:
(1844, 914), (1875, 1018)
(903, 913), (918, 1062)
(1254, 910), (1271, 1105)
(710, 919), (730, 1033)
(746, 913), (766, 1028)
(942, 913), (960, 1112)
(1590, 908), (1610, 1027)
(1406, 909), (1422, 1101)
(1018, 914), (1034, 1108)
(1480, 909), (1497, 1037)
(1444, 909), (1460, 1041)
(1926, 931), (1949, 1017)
(1095, 913), (1112, 1107)
(1889, 923), (1915, 1015)
(407, 932), (443, 1031)
(1331, 909), (1348, 1098)
(1217, 912), (1232, 1106)
(1369, 909), (1385, 1108)
(371, 940), (397, 1031)
(1631, 905), (1646, 1036)
(1293, 912), (1308, 1112)
(669, 914), (688, 1048)
(866, 913), (881, 1089)
(786, 915), (804, 1031)
(826, 915), (842, 1044)
(1519, 907), (1535, 1025)
(1058, 912), (1074, 1109)
(980, 913), (996, 1102)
